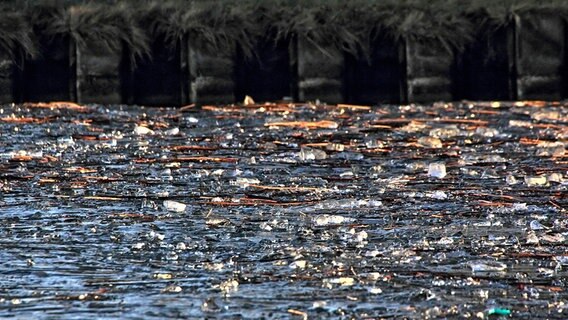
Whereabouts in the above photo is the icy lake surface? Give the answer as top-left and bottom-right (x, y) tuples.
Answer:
(0, 101), (566, 318)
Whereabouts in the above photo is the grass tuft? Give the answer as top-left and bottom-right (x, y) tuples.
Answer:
(0, 4), (36, 60)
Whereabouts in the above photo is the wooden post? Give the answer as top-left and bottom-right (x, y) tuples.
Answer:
(75, 43), (123, 104)
(234, 37), (292, 103)
(345, 36), (404, 105)
(188, 45), (235, 105)
(22, 35), (72, 102)
(405, 40), (453, 103)
(296, 36), (343, 104)
(515, 13), (564, 100)
(457, 24), (515, 101)
(0, 52), (16, 103)
(131, 36), (184, 106)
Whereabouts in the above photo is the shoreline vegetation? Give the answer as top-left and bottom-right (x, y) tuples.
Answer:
(0, 0), (567, 104)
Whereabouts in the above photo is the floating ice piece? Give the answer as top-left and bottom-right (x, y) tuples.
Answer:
(428, 162), (447, 179)
(312, 301), (327, 309)
(529, 220), (547, 230)
(333, 152), (364, 161)
(524, 175), (547, 186)
(259, 222), (273, 231)
(219, 279), (239, 295)
(166, 251), (178, 260)
(234, 177), (260, 187)
(509, 120), (533, 128)
(154, 273), (172, 280)
(148, 231), (165, 241)
(406, 162), (426, 172)
(481, 169), (499, 179)
(1, 150), (44, 159)
(461, 154), (507, 164)
(301, 199), (382, 212)
(476, 289), (489, 300)
(541, 233), (565, 243)
(163, 200), (186, 213)
(186, 116), (199, 123)
(355, 230), (368, 242)
(371, 165), (383, 173)
(537, 268), (555, 277)
(536, 141), (565, 157)
(429, 125), (460, 139)
(205, 216), (229, 226)
(134, 125), (154, 135)
(468, 260), (507, 273)
(290, 260), (307, 269)
(162, 285), (182, 293)
(548, 173), (564, 184)
(475, 127), (499, 137)
(244, 95), (255, 106)
(531, 110), (561, 121)
(164, 127), (179, 135)
(132, 242), (145, 250)
(57, 136), (75, 147)
(417, 136), (442, 148)
(506, 175), (517, 185)
(299, 148), (327, 161)
(365, 139), (385, 148)
(399, 121), (427, 133)
(554, 256), (568, 265)
(526, 232), (539, 244)
(326, 277), (355, 286)
(313, 214), (355, 226)
(326, 143), (345, 152)
(429, 190), (448, 200)
(437, 237), (454, 245)
(368, 287), (383, 294)
(505, 203), (526, 212)
(339, 171), (354, 178)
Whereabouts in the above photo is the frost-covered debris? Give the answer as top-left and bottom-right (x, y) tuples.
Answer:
(0, 101), (567, 319)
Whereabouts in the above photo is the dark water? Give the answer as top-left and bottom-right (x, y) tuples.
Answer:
(0, 101), (566, 319)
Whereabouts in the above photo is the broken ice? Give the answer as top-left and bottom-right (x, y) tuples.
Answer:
(417, 136), (442, 148)
(299, 147), (327, 161)
(429, 126), (460, 139)
(134, 125), (154, 135)
(234, 177), (260, 187)
(163, 200), (187, 213)
(468, 260), (507, 273)
(524, 175), (547, 186)
(164, 127), (180, 135)
(313, 214), (355, 226)
(428, 162), (447, 179)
